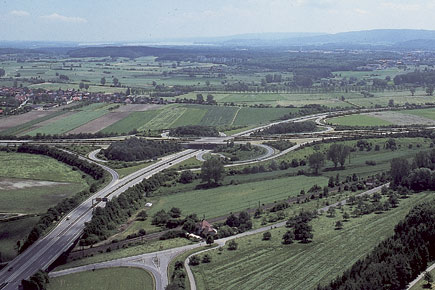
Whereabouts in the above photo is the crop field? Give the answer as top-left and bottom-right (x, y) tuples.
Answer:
(147, 175), (328, 219)
(26, 103), (110, 135)
(233, 107), (299, 126)
(190, 193), (435, 290)
(100, 104), (298, 134)
(326, 114), (392, 126)
(405, 107), (435, 120)
(0, 110), (68, 135)
(101, 110), (161, 134)
(48, 267), (154, 290)
(326, 108), (435, 127)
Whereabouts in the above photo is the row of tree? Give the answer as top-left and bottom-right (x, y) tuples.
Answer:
(80, 171), (177, 245)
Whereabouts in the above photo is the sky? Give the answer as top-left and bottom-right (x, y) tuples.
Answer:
(1, 0), (435, 42)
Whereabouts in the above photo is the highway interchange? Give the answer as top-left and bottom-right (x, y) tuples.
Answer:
(0, 107), (425, 289)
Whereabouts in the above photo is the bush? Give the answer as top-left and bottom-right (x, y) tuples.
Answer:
(228, 240), (238, 250)
(263, 232), (272, 240)
(189, 255), (200, 266)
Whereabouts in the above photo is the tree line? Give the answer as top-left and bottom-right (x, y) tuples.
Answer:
(318, 201), (435, 290)
(103, 137), (181, 162)
(80, 170), (178, 245)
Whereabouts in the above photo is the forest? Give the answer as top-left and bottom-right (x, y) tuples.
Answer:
(103, 137), (181, 162)
(253, 121), (317, 135)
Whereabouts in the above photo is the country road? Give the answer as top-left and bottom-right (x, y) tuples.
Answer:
(49, 184), (388, 290)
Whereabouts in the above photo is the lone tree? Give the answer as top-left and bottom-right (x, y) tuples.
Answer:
(308, 152), (325, 175)
(327, 144), (351, 168)
(263, 232), (272, 241)
(100, 77), (106, 85)
(228, 240), (238, 250)
(200, 157), (225, 185)
(294, 222), (313, 243)
(179, 170), (194, 184)
(335, 220), (343, 230)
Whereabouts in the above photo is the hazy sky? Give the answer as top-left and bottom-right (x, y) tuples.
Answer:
(1, 0), (435, 42)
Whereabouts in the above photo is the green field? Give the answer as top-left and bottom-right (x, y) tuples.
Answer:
(405, 107), (435, 120)
(27, 104), (110, 135)
(0, 216), (40, 261)
(0, 152), (87, 184)
(148, 175), (328, 219)
(48, 267), (154, 290)
(232, 107), (298, 126)
(327, 114), (393, 127)
(190, 193), (435, 290)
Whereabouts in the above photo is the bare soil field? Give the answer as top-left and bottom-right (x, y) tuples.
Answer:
(0, 111), (54, 131)
(115, 104), (162, 112)
(365, 111), (435, 126)
(68, 111), (131, 134)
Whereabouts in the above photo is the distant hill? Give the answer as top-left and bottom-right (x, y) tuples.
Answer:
(197, 29), (435, 49)
(67, 46), (179, 58)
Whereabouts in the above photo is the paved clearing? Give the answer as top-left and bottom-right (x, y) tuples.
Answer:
(365, 111), (435, 126)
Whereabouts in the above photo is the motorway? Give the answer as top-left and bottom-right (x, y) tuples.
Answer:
(0, 149), (201, 289)
(0, 107), (395, 288)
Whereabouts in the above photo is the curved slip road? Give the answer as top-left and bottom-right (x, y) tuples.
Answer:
(88, 149), (108, 163)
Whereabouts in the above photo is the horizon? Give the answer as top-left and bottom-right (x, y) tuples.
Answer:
(1, 0), (435, 42)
